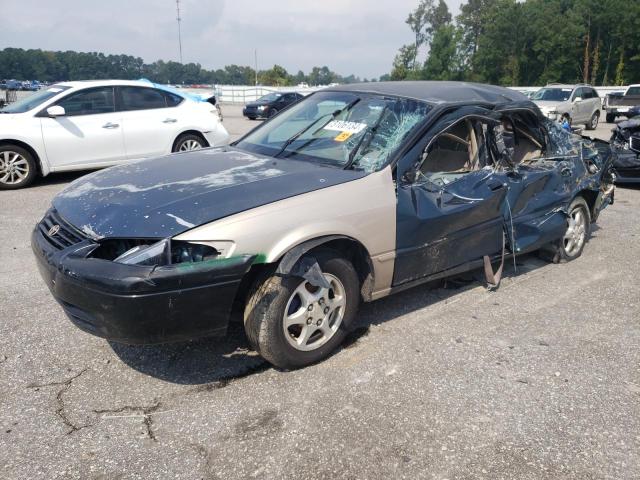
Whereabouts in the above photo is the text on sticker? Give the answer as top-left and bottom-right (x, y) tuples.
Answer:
(324, 120), (367, 134)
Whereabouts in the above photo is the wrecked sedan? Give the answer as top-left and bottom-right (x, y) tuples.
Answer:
(32, 81), (615, 369)
(610, 117), (640, 183)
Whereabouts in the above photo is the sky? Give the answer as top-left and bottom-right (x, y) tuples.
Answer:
(1, 0), (464, 79)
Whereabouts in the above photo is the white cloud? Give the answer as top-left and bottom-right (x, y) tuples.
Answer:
(2, 0), (463, 78)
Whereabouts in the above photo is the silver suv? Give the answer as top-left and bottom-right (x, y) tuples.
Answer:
(533, 84), (601, 130)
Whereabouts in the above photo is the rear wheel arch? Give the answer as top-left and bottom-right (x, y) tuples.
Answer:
(0, 139), (44, 175)
(575, 189), (598, 219)
(171, 130), (209, 151)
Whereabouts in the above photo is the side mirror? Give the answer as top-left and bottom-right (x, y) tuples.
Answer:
(574, 97), (582, 103)
(46, 105), (65, 117)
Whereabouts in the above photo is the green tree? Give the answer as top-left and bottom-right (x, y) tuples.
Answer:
(308, 66), (336, 86)
(390, 44), (418, 80)
(423, 25), (463, 80)
(259, 65), (290, 86)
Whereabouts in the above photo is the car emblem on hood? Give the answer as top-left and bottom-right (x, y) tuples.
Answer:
(47, 225), (60, 237)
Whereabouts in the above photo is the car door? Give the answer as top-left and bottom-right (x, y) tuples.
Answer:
(494, 109), (577, 253)
(39, 86), (126, 169)
(393, 115), (507, 286)
(117, 86), (183, 159)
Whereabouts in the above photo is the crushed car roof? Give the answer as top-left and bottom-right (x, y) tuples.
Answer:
(325, 81), (531, 106)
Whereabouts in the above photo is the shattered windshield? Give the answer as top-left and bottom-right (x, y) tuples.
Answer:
(0, 85), (71, 113)
(532, 88), (572, 102)
(236, 91), (431, 172)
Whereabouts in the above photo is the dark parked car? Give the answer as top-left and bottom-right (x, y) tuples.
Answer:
(243, 91), (304, 119)
(32, 81), (614, 369)
(610, 117), (640, 183)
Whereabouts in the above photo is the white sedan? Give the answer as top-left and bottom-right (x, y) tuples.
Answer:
(0, 80), (230, 189)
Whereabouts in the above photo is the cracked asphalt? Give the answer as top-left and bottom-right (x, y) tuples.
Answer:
(0, 106), (638, 479)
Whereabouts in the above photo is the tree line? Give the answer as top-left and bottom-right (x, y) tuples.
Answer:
(391, 0), (640, 86)
(0, 48), (368, 86)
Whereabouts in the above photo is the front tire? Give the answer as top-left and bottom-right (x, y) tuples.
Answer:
(173, 133), (206, 152)
(244, 251), (360, 369)
(539, 197), (590, 263)
(0, 145), (37, 190)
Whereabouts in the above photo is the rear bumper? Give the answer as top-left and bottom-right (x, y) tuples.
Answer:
(203, 123), (230, 147)
(31, 226), (254, 344)
(607, 106), (631, 114)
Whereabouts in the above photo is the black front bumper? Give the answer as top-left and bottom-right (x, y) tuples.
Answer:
(613, 151), (640, 184)
(31, 226), (255, 344)
(242, 105), (267, 118)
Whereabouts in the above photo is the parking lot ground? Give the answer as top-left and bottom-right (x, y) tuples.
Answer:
(0, 105), (639, 479)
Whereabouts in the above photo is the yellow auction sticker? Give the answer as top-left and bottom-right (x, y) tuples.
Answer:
(334, 131), (352, 142)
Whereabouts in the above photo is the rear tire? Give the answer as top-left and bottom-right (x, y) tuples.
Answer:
(244, 251), (360, 369)
(0, 145), (37, 190)
(606, 113), (616, 123)
(585, 111), (599, 130)
(538, 197), (590, 263)
(172, 133), (206, 152)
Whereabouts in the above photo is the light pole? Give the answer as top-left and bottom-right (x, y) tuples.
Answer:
(254, 49), (258, 86)
(176, 0), (183, 64)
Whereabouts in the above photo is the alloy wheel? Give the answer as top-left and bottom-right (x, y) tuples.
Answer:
(0, 151), (30, 185)
(283, 274), (346, 351)
(178, 139), (203, 151)
(563, 207), (587, 256)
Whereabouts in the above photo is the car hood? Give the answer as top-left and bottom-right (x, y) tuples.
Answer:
(53, 147), (366, 239)
(245, 101), (271, 107)
(534, 100), (565, 111)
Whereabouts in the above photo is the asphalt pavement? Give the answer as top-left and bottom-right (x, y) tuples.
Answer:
(0, 105), (638, 479)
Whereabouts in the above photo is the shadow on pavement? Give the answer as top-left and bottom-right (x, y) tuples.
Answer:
(33, 170), (93, 188)
(110, 253), (551, 385)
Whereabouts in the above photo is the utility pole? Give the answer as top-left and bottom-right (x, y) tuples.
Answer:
(176, 0), (183, 63)
(254, 49), (258, 86)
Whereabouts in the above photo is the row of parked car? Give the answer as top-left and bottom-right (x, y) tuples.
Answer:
(1, 79), (44, 91)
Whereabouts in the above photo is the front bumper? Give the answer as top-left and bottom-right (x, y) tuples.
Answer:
(612, 151), (640, 184)
(31, 225), (255, 344)
(242, 106), (268, 118)
(613, 167), (640, 184)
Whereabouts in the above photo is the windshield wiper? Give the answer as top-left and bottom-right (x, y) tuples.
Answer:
(273, 98), (361, 158)
(343, 105), (389, 170)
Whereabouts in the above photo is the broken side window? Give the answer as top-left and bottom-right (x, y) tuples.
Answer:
(492, 112), (546, 165)
(418, 118), (491, 186)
